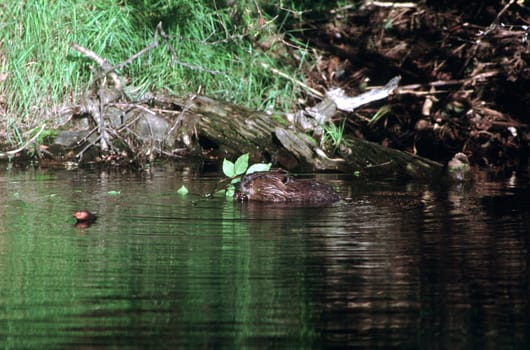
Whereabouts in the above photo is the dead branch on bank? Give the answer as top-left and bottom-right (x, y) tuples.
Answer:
(0, 124), (46, 159)
(70, 22), (178, 161)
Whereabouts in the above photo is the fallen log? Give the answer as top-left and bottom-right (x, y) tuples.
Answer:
(164, 94), (444, 179)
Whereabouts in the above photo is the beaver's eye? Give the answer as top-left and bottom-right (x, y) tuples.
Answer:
(281, 176), (289, 184)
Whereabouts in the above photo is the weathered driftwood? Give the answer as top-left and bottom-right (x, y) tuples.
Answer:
(162, 94), (443, 179)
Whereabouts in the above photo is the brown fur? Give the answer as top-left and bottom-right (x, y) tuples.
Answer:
(237, 171), (339, 203)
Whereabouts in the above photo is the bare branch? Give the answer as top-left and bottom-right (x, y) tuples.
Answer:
(0, 124), (46, 159)
(70, 43), (123, 90)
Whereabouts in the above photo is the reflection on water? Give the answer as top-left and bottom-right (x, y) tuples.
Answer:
(0, 165), (529, 348)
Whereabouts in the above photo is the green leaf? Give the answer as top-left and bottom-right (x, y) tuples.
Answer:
(225, 185), (235, 198)
(222, 158), (235, 177)
(177, 185), (189, 195)
(234, 153), (249, 175)
(107, 190), (121, 195)
(369, 105), (392, 125)
(246, 162), (271, 174)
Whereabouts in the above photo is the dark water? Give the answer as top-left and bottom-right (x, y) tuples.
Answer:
(0, 164), (529, 349)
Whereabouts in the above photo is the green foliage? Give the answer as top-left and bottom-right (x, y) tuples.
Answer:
(37, 128), (58, 145)
(369, 105), (392, 125)
(177, 153), (271, 199)
(220, 153), (271, 199)
(0, 0), (311, 135)
(222, 153), (272, 179)
(321, 118), (349, 153)
(246, 162), (272, 175)
(225, 183), (237, 199)
(222, 153), (249, 178)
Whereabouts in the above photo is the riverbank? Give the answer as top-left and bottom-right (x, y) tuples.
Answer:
(1, 1), (528, 173)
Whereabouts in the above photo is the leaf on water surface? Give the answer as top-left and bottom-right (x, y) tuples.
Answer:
(177, 185), (189, 195)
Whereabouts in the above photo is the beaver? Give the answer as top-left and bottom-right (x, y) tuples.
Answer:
(235, 170), (340, 203)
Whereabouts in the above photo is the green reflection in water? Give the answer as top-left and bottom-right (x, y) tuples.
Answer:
(0, 182), (318, 348)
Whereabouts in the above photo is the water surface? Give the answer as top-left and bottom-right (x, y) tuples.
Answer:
(0, 164), (529, 349)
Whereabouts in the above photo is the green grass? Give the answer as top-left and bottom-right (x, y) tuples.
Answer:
(321, 117), (349, 153)
(0, 0), (313, 144)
